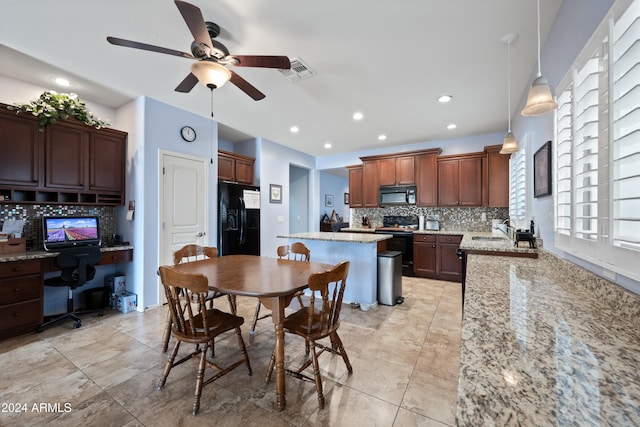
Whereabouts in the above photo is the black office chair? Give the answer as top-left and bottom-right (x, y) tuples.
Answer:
(38, 246), (102, 331)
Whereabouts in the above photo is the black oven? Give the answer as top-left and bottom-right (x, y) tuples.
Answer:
(379, 232), (414, 276)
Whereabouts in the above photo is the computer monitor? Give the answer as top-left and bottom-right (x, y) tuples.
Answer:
(42, 216), (101, 251)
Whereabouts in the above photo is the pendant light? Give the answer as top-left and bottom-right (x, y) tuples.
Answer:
(501, 33), (519, 154)
(522, 0), (557, 116)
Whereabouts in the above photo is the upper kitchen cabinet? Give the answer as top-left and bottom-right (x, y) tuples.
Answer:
(415, 148), (441, 207)
(218, 150), (255, 185)
(378, 155), (415, 186)
(483, 145), (510, 207)
(0, 107), (41, 188)
(437, 153), (483, 206)
(0, 104), (127, 205)
(362, 160), (379, 207)
(347, 165), (363, 207)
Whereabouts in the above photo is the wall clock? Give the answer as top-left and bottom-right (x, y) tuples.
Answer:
(180, 126), (196, 142)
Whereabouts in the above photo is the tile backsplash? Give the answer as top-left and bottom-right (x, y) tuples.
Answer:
(351, 206), (510, 231)
(0, 204), (117, 250)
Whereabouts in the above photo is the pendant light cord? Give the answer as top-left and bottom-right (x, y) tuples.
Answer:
(507, 40), (512, 132)
(210, 87), (214, 164)
(536, 0), (542, 77)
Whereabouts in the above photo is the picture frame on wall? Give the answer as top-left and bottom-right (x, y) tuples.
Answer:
(325, 194), (334, 207)
(344, 193), (349, 204)
(269, 184), (282, 203)
(534, 141), (552, 198)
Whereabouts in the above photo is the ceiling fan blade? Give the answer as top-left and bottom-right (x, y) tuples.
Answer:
(107, 36), (194, 59)
(229, 71), (266, 100)
(229, 55), (291, 69)
(174, 0), (212, 52)
(175, 73), (199, 93)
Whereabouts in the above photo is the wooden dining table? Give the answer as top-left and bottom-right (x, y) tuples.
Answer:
(171, 254), (333, 411)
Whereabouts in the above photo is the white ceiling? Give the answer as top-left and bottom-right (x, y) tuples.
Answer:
(0, 0), (562, 157)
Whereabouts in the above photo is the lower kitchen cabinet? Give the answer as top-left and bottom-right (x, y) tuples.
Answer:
(413, 234), (462, 282)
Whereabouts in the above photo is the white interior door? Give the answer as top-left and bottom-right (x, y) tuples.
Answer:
(160, 151), (208, 302)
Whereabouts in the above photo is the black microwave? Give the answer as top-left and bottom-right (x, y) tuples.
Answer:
(379, 185), (417, 206)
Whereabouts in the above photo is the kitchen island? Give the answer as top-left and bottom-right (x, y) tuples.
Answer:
(457, 251), (640, 426)
(277, 231), (391, 310)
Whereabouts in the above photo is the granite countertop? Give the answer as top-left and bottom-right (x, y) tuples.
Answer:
(457, 252), (640, 426)
(278, 231), (391, 243)
(0, 245), (134, 263)
(342, 227), (538, 255)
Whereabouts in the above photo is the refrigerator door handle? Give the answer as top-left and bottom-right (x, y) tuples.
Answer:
(239, 197), (247, 245)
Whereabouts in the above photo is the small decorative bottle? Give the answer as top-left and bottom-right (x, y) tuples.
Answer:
(530, 219), (535, 235)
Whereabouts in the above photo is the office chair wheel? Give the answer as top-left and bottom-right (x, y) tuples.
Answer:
(72, 321), (82, 329)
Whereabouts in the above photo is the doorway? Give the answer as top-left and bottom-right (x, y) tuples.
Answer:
(289, 165), (310, 233)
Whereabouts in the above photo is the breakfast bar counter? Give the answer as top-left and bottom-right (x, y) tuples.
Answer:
(277, 232), (391, 310)
(457, 252), (640, 426)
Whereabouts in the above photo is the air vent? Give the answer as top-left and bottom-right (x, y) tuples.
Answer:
(279, 57), (316, 82)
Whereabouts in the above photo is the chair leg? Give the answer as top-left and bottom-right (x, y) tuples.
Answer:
(264, 347), (276, 383)
(235, 327), (253, 376)
(331, 332), (353, 374)
(192, 341), (209, 415)
(228, 294), (237, 314)
(158, 340), (181, 390)
(310, 342), (325, 409)
(161, 310), (172, 353)
(250, 300), (262, 335)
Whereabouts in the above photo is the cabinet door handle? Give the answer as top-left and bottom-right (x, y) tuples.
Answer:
(14, 288), (20, 292)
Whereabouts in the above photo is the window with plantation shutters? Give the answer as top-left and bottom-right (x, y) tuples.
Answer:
(612, 0), (640, 252)
(509, 144), (526, 221)
(554, 0), (640, 282)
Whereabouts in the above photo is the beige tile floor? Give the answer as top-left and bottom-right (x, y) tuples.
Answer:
(0, 276), (462, 427)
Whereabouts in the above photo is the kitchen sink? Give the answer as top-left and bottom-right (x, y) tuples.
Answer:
(471, 236), (509, 241)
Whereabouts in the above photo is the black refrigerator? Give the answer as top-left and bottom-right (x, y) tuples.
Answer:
(218, 182), (260, 256)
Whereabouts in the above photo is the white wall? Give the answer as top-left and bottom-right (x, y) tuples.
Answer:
(319, 171), (349, 221)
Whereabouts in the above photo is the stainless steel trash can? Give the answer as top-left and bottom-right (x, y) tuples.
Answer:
(377, 251), (403, 306)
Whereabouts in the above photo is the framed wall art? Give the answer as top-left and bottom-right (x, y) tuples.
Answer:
(269, 184), (282, 203)
(534, 141), (552, 198)
(325, 194), (334, 207)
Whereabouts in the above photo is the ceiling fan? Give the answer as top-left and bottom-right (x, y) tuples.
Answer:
(106, 0), (291, 100)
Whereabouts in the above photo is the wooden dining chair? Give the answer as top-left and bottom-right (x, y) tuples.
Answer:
(249, 242), (310, 335)
(161, 244), (235, 353)
(157, 265), (252, 415)
(264, 260), (352, 409)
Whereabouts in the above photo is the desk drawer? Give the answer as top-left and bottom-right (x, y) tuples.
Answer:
(0, 299), (42, 331)
(0, 275), (41, 304)
(0, 259), (41, 279)
(99, 249), (133, 265)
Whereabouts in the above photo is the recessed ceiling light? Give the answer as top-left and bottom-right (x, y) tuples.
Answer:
(324, 143), (332, 149)
(378, 134), (387, 141)
(447, 123), (457, 130)
(438, 94), (453, 103)
(290, 126), (299, 133)
(352, 112), (363, 121)
(52, 77), (71, 87)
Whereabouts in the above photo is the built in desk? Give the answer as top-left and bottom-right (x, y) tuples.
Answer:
(0, 246), (133, 341)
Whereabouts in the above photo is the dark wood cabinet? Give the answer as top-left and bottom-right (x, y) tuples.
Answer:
(362, 160), (379, 207)
(347, 165), (363, 207)
(218, 150), (255, 184)
(0, 110), (41, 188)
(0, 259), (43, 341)
(378, 155), (415, 186)
(437, 155), (483, 207)
(413, 234), (437, 276)
(413, 233), (462, 282)
(0, 104), (127, 206)
(416, 149), (441, 206)
(483, 145), (510, 207)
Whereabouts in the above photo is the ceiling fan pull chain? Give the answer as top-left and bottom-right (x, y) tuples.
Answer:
(210, 87), (214, 164)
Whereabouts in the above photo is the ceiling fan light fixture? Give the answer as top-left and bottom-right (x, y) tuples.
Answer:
(190, 61), (231, 89)
(522, 75), (557, 116)
(500, 132), (519, 154)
